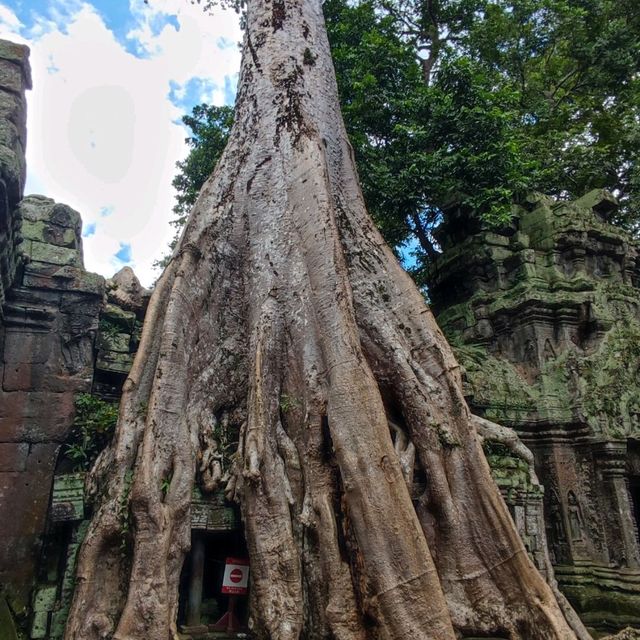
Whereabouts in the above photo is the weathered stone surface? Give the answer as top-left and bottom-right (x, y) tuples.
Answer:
(101, 302), (136, 329)
(0, 144), (25, 207)
(0, 442), (28, 471)
(0, 119), (20, 151)
(0, 60), (27, 96)
(0, 45), (29, 299)
(51, 474), (84, 522)
(21, 220), (78, 248)
(0, 391), (75, 442)
(106, 266), (151, 315)
(2, 359), (92, 393)
(25, 241), (80, 267)
(429, 190), (640, 632)
(0, 190), (102, 612)
(48, 521), (87, 639)
(30, 610), (49, 639)
(0, 40), (31, 89)
(17, 195), (55, 222)
(191, 488), (240, 531)
(2, 330), (52, 364)
(23, 263), (103, 295)
(96, 331), (130, 353)
(0, 443), (59, 610)
(95, 350), (134, 374)
(32, 585), (57, 612)
(0, 90), (26, 132)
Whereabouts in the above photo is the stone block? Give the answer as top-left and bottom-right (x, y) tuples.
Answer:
(4, 284), (62, 307)
(97, 331), (131, 353)
(0, 442), (28, 471)
(49, 203), (82, 231)
(33, 585), (57, 612)
(3, 360), (91, 393)
(2, 331), (51, 364)
(23, 263), (104, 295)
(107, 267), (151, 314)
(29, 610), (48, 639)
(49, 607), (69, 639)
(101, 303), (136, 329)
(0, 89), (25, 127)
(191, 489), (239, 531)
(95, 350), (134, 375)
(575, 188), (618, 220)
(0, 391), (75, 442)
(17, 195), (55, 223)
(21, 220), (77, 248)
(0, 60), (26, 94)
(0, 144), (24, 203)
(26, 241), (80, 267)
(0, 39), (31, 88)
(0, 119), (19, 151)
(59, 295), (104, 321)
(51, 473), (85, 522)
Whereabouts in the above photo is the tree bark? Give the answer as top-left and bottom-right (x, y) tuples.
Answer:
(64, 1), (585, 638)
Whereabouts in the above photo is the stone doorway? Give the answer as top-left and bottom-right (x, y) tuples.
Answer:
(178, 529), (249, 637)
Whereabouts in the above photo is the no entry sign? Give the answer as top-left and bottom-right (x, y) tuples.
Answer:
(221, 557), (249, 595)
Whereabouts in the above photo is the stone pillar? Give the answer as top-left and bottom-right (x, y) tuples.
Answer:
(186, 534), (206, 630)
(592, 440), (640, 568)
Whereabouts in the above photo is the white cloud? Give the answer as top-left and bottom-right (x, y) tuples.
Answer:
(0, 1), (241, 286)
(0, 5), (21, 31)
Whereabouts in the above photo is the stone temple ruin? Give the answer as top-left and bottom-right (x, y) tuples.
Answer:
(428, 191), (640, 633)
(0, 38), (638, 639)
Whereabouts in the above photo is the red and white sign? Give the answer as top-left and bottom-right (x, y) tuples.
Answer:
(221, 557), (250, 595)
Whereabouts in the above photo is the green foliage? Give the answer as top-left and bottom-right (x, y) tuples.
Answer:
(172, 105), (234, 228)
(324, 0), (640, 281)
(157, 104), (234, 269)
(65, 394), (118, 472)
(160, 474), (172, 497)
(176, 0), (639, 283)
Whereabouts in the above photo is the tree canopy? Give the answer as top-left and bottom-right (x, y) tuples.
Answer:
(170, 0), (640, 283)
(167, 104), (234, 255)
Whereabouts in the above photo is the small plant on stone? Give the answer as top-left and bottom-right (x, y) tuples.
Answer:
(64, 394), (118, 472)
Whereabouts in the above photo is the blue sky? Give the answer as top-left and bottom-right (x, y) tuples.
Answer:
(0, 0), (241, 285)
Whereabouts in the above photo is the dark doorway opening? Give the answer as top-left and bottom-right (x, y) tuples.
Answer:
(178, 529), (249, 634)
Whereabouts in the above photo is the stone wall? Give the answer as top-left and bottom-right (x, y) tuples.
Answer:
(0, 195), (104, 615)
(0, 214), (150, 637)
(428, 190), (640, 634)
(25, 270), (148, 640)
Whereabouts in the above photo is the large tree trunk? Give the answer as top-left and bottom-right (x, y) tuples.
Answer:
(64, 1), (586, 638)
